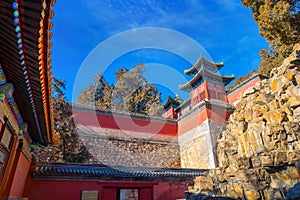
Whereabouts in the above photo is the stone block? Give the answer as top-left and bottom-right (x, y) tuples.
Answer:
(270, 190), (285, 199)
(255, 168), (270, 181)
(232, 183), (244, 197)
(226, 183), (243, 199)
(260, 155), (273, 166)
(235, 100), (246, 111)
(238, 133), (250, 157)
(194, 176), (213, 191)
(264, 135), (278, 151)
(268, 99), (279, 110)
(285, 69), (297, 81)
(244, 108), (252, 122)
(218, 174), (227, 183)
(251, 156), (261, 168)
(287, 151), (300, 163)
(295, 74), (300, 86)
(274, 151), (287, 166)
(295, 141), (300, 150)
(242, 87), (256, 97)
(263, 110), (284, 123)
(233, 112), (244, 121)
(270, 123), (284, 134)
(270, 79), (278, 91)
(286, 85), (299, 97)
(238, 157), (252, 168)
(256, 93), (263, 101)
(244, 190), (261, 200)
(252, 104), (269, 117)
(270, 175), (283, 189)
(235, 170), (257, 181)
(263, 93), (274, 103)
(288, 96), (300, 108)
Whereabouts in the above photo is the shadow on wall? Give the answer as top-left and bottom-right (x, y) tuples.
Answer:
(34, 99), (93, 163)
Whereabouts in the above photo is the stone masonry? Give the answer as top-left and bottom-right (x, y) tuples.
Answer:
(36, 129), (181, 168)
(179, 120), (227, 169)
(78, 132), (181, 168)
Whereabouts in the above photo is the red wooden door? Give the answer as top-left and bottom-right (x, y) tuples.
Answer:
(102, 187), (117, 200)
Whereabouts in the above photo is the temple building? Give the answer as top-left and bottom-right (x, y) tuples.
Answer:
(0, 1), (269, 199)
(163, 57), (235, 169)
(27, 57), (267, 200)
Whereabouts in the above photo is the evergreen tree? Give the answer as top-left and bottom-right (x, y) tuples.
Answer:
(115, 66), (129, 81)
(78, 73), (113, 108)
(112, 63), (163, 115)
(241, 0), (300, 75)
(78, 64), (163, 116)
(52, 78), (91, 162)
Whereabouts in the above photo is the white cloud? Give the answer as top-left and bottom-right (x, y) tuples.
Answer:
(78, 0), (214, 37)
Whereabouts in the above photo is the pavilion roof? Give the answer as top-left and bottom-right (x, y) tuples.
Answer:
(179, 66), (234, 92)
(184, 57), (224, 76)
(0, 0), (55, 145)
(163, 95), (183, 109)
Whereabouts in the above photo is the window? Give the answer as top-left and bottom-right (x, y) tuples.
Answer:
(81, 190), (99, 200)
(210, 91), (217, 99)
(193, 96), (199, 105)
(0, 145), (9, 182)
(119, 189), (139, 200)
(0, 120), (14, 183)
(199, 92), (206, 101)
(218, 92), (226, 101)
(1, 127), (13, 149)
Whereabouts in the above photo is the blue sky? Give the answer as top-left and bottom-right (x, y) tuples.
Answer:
(51, 0), (268, 102)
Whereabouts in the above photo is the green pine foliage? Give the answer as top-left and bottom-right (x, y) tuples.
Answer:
(52, 78), (91, 162)
(226, 70), (258, 92)
(78, 73), (113, 109)
(78, 63), (163, 116)
(241, 0), (300, 75)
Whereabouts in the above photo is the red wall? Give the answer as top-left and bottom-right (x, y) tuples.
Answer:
(162, 107), (175, 119)
(24, 178), (190, 200)
(178, 108), (230, 135)
(178, 108), (208, 135)
(227, 77), (261, 104)
(8, 152), (31, 198)
(72, 110), (177, 136)
(153, 182), (192, 200)
(207, 109), (232, 124)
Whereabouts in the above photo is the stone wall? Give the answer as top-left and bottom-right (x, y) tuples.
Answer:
(179, 120), (211, 169)
(78, 133), (181, 168)
(191, 163), (300, 199)
(36, 130), (181, 168)
(188, 43), (300, 199)
(179, 120), (226, 169)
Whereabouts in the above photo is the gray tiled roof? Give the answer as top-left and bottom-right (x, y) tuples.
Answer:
(33, 162), (208, 182)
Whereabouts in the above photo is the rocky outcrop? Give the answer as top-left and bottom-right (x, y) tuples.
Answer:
(188, 43), (300, 199)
